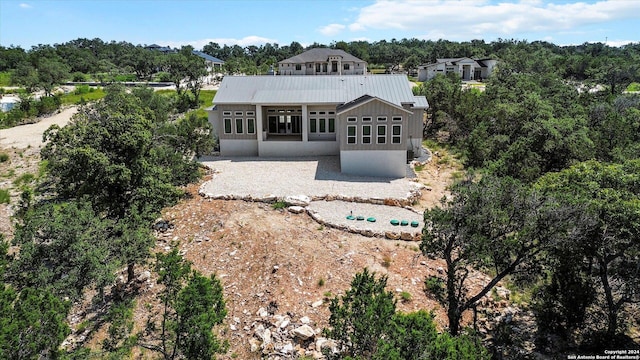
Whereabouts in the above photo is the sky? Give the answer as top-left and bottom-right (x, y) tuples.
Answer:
(0, 0), (638, 50)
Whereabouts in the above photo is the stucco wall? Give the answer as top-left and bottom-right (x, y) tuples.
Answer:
(219, 139), (259, 156)
(340, 150), (406, 178)
(259, 140), (339, 157)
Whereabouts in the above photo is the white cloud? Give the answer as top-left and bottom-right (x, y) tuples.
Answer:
(19, 3), (32, 9)
(344, 0), (640, 40)
(318, 23), (346, 36)
(161, 36), (278, 50)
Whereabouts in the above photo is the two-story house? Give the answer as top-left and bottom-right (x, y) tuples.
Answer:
(278, 48), (367, 76)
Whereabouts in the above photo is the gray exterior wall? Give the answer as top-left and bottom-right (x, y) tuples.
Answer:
(340, 150), (406, 178)
(216, 104), (258, 140)
(338, 100), (410, 151)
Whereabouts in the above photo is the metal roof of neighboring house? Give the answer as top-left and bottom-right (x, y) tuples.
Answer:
(192, 51), (224, 64)
(421, 57), (496, 68)
(279, 48), (365, 64)
(213, 75), (428, 109)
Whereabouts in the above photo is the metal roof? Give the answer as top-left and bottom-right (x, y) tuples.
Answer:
(278, 48), (365, 64)
(213, 75), (428, 109)
(192, 51), (224, 64)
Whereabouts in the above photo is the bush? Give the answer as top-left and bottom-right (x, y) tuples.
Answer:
(71, 72), (86, 82)
(74, 84), (90, 95)
(0, 153), (9, 162)
(36, 95), (61, 116)
(0, 189), (10, 204)
(156, 72), (172, 82)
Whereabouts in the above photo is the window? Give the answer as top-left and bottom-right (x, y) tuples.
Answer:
(235, 111), (243, 116)
(247, 118), (255, 134)
(328, 118), (335, 133)
(223, 111), (232, 116)
(235, 118), (243, 133)
(332, 62), (338, 72)
(319, 118), (326, 132)
(392, 124), (402, 144)
(316, 64), (321, 72)
(310, 118), (317, 133)
(295, 64), (302, 70)
(362, 116), (372, 122)
(377, 116), (387, 122)
(246, 111), (255, 116)
(323, 63), (328, 72)
(347, 117), (357, 122)
(343, 63), (350, 70)
(377, 125), (386, 144)
(362, 125), (371, 144)
(223, 118), (232, 134)
(392, 116), (402, 122)
(310, 111), (317, 115)
(347, 125), (357, 144)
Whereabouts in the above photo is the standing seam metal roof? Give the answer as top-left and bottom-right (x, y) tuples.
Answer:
(213, 75), (428, 108)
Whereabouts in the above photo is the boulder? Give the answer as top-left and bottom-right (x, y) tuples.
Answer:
(287, 206), (305, 214)
(292, 325), (315, 340)
(385, 232), (401, 240)
(284, 195), (311, 207)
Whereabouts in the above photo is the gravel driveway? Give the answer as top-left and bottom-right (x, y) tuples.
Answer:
(0, 106), (77, 149)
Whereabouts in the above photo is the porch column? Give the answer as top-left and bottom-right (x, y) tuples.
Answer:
(256, 104), (264, 144)
(301, 104), (308, 143)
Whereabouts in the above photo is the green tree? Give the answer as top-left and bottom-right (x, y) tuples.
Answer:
(9, 200), (115, 300)
(421, 175), (576, 335)
(536, 160), (640, 340)
(325, 268), (396, 359)
(139, 249), (227, 359)
(166, 46), (207, 108)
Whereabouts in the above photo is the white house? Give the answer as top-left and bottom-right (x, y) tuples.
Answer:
(418, 57), (498, 82)
(207, 75), (428, 178)
(278, 48), (367, 76)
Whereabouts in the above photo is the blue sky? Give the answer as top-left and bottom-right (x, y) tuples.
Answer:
(1, 0), (638, 50)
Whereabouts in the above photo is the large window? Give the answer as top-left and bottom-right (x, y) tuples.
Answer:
(223, 118), (232, 134)
(392, 124), (402, 144)
(328, 118), (335, 133)
(347, 126), (357, 144)
(247, 118), (255, 134)
(362, 125), (371, 144)
(310, 118), (317, 133)
(343, 63), (350, 70)
(377, 125), (386, 144)
(235, 118), (243, 134)
(295, 64), (302, 71)
(319, 118), (326, 132)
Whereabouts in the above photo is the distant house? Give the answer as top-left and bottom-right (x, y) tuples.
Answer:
(278, 48), (367, 76)
(144, 44), (176, 54)
(207, 75), (428, 178)
(192, 51), (225, 71)
(417, 57), (498, 82)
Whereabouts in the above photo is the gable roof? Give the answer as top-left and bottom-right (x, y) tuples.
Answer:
(336, 94), (412, 115)
(279, 48), (365, 64)
(213, 75), (428, 109)
(192, 51), (224, 64)
(421, 57), (496, 68)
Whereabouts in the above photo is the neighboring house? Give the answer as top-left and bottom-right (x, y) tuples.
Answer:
(192, 51), (225, 71)
(278, 48), (367, 76)
(192, 51), (225, 84)
(207, 75), (428, 178)
(417, 57), (498, 82)
(0, 96), (19, 112)
(145, 44), (176, 54)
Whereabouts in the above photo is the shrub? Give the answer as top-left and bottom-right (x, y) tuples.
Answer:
(71, 72), (86, 82)
(424, 276), (446, 303)
(74, 84), (90, 95)
(0, 153), (9, 162)
(36, 95), (61, 116)
(0, 189), (10, 204)
(272, 201), (287, 210)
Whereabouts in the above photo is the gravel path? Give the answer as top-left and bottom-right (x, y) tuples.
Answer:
(307, 200), (423, 236)
(0, 106), (78, 149)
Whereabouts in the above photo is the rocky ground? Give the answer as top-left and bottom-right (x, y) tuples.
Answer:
(0, 109), (538, 359)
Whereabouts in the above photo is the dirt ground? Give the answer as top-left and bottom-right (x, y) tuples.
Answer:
(0, 108), (467, 358)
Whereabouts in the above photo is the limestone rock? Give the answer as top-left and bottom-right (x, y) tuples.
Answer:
(284, 195), (311, 207)
(287, 206), (305, 214)
(385, 231), (401, 240)
(292, 324), (315, 340)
